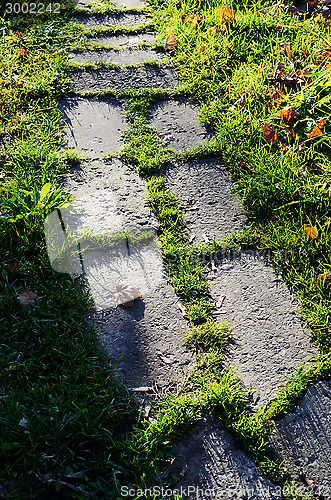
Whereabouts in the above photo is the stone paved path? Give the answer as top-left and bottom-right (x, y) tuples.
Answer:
(60, 3), (327, 497)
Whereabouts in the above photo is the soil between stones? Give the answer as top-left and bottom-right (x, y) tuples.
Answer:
(69, 67), (179, 91)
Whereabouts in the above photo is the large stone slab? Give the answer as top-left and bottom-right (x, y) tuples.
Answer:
(69, 67), (179, 92)
(68, 48), (164, 66)
(269, 379), (331, 492)
(59, 97), (126, 158)
(72, 12), (149, 26)
(64, 159), (195, 388)
(170, 414), (280, 499)
(161, 157), (247, 242)
(89, 32), (156, 47)
(113, 0), (147, 9)
(207, 251), (317, 407)
(149, 98), (213, 152)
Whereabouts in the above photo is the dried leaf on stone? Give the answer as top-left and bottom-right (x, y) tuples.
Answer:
(278, 107), (301, 127)
(263, 123), (278, 143)
(304, 224), (318, 239)
(17, 291), (38, 306)
(178, 302), (188, 317)
(128, 386), (152, 392)
(115, 281), (142, 307)
(165, 34), (179, 55)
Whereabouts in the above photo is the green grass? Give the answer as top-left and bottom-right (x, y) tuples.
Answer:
(2, 0), (331, 497)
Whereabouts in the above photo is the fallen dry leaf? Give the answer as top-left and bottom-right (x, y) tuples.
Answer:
(278, 107), (301, 127)
(17, 48), (27, 58)
(165, 34), (179, 55)
(188, 233), (196, 243)
(273, 42), (292, 58)
(304, 224), (318, 239)
(269, 89), (284, 105)
(178, 302), (188, 317)
(307, 119), (324, 139)
(210, 260), (217, 271)
(142, 403), (152, 418)
(202, 233), (209, 243)
(217, 5), (235, 24)
(263, 123), (278, 143)
(128, 386), (153, 392)
(17, 291), (38, 306)
(115, 281), (142, 308)
(183, 13), (203, 28)
(215, 295), (226, 308)
(316, 273), (328, 284)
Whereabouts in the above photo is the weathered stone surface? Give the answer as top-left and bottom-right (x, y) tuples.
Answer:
(72, 12), (149, 27)
(64, 159), (195, 388)
(69, 67), (179, 92)
(207, 252), (317, 407)
(170, 414), (280, 499)
(89, 32), (156, 47)
(161, 157), (247, 242)
(149, 98), (213, 152)
(269, 379), (331, 491)
(113, 0), (147, 9)
(68, 48), (164, 66)
(59, 97), (126, 158)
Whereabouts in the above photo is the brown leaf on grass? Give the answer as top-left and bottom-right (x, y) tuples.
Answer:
(115, 281), (141, 308)
(278, 107), (301, 127)
(17, 291), (38, 306)
(165, 34), (179, 55)
(307, 119), (324, 138)
(273, 42), (292, 58)
(217, 5), (235, 24)
(263, 123), (278, 143)
(183, 13), (203, 28)
(304, 224), (318, 239)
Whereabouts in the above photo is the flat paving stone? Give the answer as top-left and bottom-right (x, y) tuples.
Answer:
(269, 379), (331, 492)
(64, 159), (195, 388)
(72, 12), (149, 26)
(149, 98), (213, 152)
(68, 48), (164, 66)
(113, 0), (147, 9)
(207, 252), (317, 407)
(59, 97), (126, 158)
(161, 157), (247, 242)
(89, 32), (156, 47)
(170, 414), (280, 499)
(70, 67), (179, 92)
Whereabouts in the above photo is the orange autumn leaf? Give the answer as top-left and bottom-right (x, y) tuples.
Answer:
(17, 48), (27, 58)
(184, 13), (203, 28)
(307, 119), (324, 139)
(269, 89), (284, 105)
(263, 123), (278, 143)
(217, 5), (235, 24)
(316, 273), (328, 285)
(278, 107), (301, 127)
(304, 224), (318, 239)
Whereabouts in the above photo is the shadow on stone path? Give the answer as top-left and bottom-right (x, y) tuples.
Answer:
(60, 4), (325, 495)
